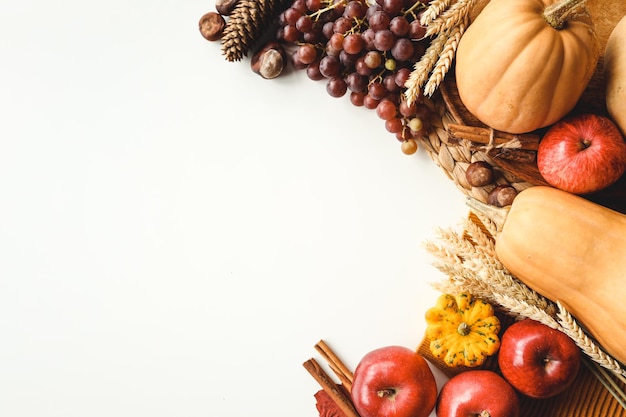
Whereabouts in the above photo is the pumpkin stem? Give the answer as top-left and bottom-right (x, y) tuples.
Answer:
(543, 0), (588, 30)
(465, 197), (510, 233)
(457, 322), (471, 336)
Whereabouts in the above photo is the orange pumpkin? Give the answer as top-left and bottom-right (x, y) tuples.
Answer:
(454, 0), (600, 134)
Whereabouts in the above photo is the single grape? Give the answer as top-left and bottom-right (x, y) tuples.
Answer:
(284, 7), (302, 25)
(399, 99), (417, 117)
(368, 10), (391, 31)
(355, 56), (374, 76)
(297, 43), (318, 65)
(329, 32), (345, 50)
(332, 0), (346, 15)
(344, 0), (367, 19)
(319, 55), (342, 78)
(376, 99), (398, 120)
(339, 49), (359, 69)
(389, 16), (410, 36)
(333, 16), (353, 34)
(303, 27), (323, 44)
(363, 50), (382, 69)
(385, 117), (404, 133)
(296, 15), (314, 33)
(291, 50), (308, 70)
(282, 24), (300, 43)
(373, 29), (395, 51)
(382, 0), (403, 15)
(368, 81), (388, 100)
(326, 76), (348, 98)
(346, 72), (369, 93)
(394, 67), (411, 88)
(409, 19), (427, 40)
(361, 28), (376, 50)
(306, 61), (324, 80)
(350, 91), (366, 107)
(365, 3), (383, 22)
(383, 73), (400, 93)
(292, 0), (308, 13)
(390, 37), (414, 61)
(306, 0), (322, 11)
(407, 117), (423, 132)
(343, 33), (364, 55)
(401, 138), (418, 155)
(363, 94), (380, 109)
(322, 21), (335, 39)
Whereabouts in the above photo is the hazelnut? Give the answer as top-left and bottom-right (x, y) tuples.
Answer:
(465, 161), (494, 187)
(487, 185), (518, 207)
(215, 0), (240, 15)
(199, 12), (226, 42)
(251, 42), (286, 79)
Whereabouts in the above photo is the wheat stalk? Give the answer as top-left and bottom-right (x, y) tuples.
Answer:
(424, 0), (475, 37)
(404, 0), (476, 100)
(423, 22), (465, 96)
(420, 0), (454, 26)
(405, 33), (448, 104)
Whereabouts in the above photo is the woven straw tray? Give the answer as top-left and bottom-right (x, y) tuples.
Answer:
(431, 0), (626, 214)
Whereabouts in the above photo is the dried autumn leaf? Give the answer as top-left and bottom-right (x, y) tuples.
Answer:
(314, 389), (348, 417)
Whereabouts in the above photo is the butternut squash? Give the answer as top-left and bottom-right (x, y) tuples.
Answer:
(468, 186), (626, 365)
(605, 14), (626, 137)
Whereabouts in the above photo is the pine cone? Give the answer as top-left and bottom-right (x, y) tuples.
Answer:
(221, 0), (288, 62)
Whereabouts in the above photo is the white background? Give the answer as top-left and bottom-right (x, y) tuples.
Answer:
(0, 1), (468, 416)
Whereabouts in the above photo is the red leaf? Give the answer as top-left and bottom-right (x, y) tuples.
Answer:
(314, 389), (348, 417)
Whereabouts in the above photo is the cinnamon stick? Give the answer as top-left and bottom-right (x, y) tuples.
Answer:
(448, 123), (541, 151)
(303, 358), (360, 417)
(315, 340), (354, 392)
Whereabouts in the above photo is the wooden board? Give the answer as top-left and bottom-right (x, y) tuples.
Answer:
(440, 0), (626, 213)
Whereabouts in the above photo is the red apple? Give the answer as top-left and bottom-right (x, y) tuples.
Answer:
(537, 113), (626, 194)
(436, 370), (520, 417)
(498, 319), (581, 399)
(351, 346), (437, 417)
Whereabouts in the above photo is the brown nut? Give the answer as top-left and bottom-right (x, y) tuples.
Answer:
(465, 161), (494, 187)
(199, 12), (226, 41)
(251, 42), (286, 79)
(215, 0), (241, 15)
(487, 185), (518, 207)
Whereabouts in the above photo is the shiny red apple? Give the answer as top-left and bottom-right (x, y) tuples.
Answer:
(537, 113), (626, 194)
(351, 346), (437, 417)
(436, 370), (520, 417)
(498, 319), (581, 399)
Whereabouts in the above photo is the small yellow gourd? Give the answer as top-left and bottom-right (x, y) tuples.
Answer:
(425, 293), (501, 367)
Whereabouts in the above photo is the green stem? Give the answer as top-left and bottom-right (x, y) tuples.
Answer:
(543, 0), (588, 30)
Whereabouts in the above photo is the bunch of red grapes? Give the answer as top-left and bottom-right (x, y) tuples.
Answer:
(276, 0), (433, 154)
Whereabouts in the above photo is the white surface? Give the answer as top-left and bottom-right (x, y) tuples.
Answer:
(0, 1), (468, 416)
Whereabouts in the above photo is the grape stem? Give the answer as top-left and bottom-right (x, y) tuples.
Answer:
(309, 0), (348, 21)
